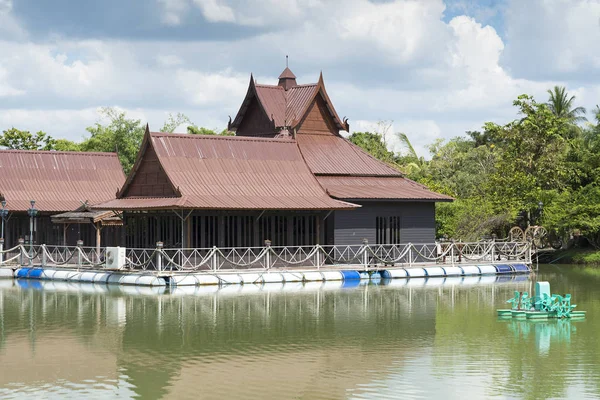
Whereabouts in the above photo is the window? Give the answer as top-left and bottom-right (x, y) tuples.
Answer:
(376, 216), (401, 244)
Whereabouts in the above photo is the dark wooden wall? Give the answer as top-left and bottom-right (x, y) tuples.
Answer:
(1, 213), (122, 248)
(332, 201), (436, 246)
(124, 211), (325, 249)
(236, 97), (276, 137)
(122, 144), (176, 197)
(297, 96), (338, 136)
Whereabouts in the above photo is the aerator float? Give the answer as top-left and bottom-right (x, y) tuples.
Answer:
(497, 281), (586, 320)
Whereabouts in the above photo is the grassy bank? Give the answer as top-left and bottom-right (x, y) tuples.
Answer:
(539, 248), (600, 265)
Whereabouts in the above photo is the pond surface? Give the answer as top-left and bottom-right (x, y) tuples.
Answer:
(0, 266), (599, 399)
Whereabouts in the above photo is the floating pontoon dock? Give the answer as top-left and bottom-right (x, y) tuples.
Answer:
(0, 240), (532, 287)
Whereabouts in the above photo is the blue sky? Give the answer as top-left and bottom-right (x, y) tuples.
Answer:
(1, 0), (600, 156)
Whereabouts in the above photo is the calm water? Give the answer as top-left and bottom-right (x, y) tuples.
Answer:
(0, 266), (599, 399)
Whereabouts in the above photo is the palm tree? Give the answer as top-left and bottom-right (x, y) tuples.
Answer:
(547, 86), (587, 122)
(396, 132), (425, 176)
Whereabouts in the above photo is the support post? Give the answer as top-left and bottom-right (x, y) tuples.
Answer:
(451, 240), (455, 267)
(96, 222), (101, 264)
(41, 244), (47, 267)
(156, 241), (163, 273)
(18, 238), (24, 266)
(0, 238), (4, 266)
(315, 244), (321, 269)
(408, 243), (413, 268)
(77, 239), (83, 270)
(212, 246), (218, 272)
(265, 240), (271, 270)
(490, 240), (495, 264)
(362, 238), (369, 270)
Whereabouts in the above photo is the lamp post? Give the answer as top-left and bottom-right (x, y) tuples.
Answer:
(27, 200), (38, 259)
(0, 200), (8, 241)
(537, 201), (544, 225)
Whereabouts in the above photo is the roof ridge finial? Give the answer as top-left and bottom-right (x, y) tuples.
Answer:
(286, 55), (288, 68)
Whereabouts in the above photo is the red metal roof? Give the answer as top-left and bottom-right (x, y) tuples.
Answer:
(278, 67), (296, 79)
(231, 71), (347, 132)
(255, 84), (287, 126)
(296, 134), (402, 176)
(0, 150), (125, 212)
(317, 176), (453, 201)
(95, 132), (358, 211)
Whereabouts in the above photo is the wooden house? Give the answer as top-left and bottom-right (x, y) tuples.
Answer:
(229, 68), (452, 246)
(0, 150), (125, 248)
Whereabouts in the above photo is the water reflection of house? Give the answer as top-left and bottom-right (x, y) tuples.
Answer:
(0, 284), (437, 398)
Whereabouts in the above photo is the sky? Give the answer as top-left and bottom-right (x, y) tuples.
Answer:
(1, 0), (600, 157)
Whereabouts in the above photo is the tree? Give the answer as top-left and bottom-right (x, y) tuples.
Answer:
(52, 139), (82, 152)
(348, 131), (396, 164)
(187, 126), (234, 136)
(80, 107), (145, 174)
(396, 132), (427, 178)
(547, 86), (586, 123)
(161, 113), (191, 133)
(0, 128), (55, 150)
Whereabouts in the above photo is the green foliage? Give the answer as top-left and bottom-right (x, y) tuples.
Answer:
(572, 251), (600, 265)
(52, 139), (82, 151)
(348, 131), (396, 164)
(187, 126), (234, 136)
(547, 86), (586, 123)
(0, 128), (55, 150)
(160, 113), (191, 133)
(80, 107), (145, 174)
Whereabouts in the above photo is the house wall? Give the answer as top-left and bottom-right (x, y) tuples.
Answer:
(124, 211), (327, 249)
(332, 201), (436, 246)
(1, 214), (122, 248)
(236, 97), (276, 137)
(122, 144), (176, 197)
(297, 96), (338, 136)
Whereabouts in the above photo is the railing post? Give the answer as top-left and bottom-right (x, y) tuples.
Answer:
(362, 238), (369, 270)
(490, 240), (495, 263)
(264, 240), (271, 270)
(450, 240), (455, 267)
(77, 240), (83, 270)
(41, 244), (47, 267)
(408, 243), (413, 267)
(212, 246), (218, 272)
(0, 237), (4, 266)
(156, 242), (163, 273)
(18, 238), (24, 266)
(315, 244), (321, 269)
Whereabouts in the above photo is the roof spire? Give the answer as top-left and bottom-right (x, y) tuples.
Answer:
(278, 57), (297, 91)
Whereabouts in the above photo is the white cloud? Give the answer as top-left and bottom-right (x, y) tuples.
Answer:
(156, 54), (184, 67)
(502, 0), (600, 79)
(175, 68), (248, 106)
(3, 0), (600, 157)
(0, 0), (11, 13)
(192, 0), (235, 23)
(157, 0), (190, 25)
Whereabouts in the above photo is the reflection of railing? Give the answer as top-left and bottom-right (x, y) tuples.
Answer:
(0, 240), (532, 272)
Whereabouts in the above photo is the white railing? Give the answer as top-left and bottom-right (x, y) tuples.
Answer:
(0, 239), (532, 272)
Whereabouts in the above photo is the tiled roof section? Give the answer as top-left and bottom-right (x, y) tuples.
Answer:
(0, 150), (125, 212)
(255, 84), (286, 126)
(317, 176), (454, 201)
(232, 72), (347, 132)
(286, 84), (318, 126)
(278, 67), (296, 79)
(96, 133), (358, 211)
(95, 197), (188, 210)
(253, 84), (317, 128)
(296, 134), (403, 176)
